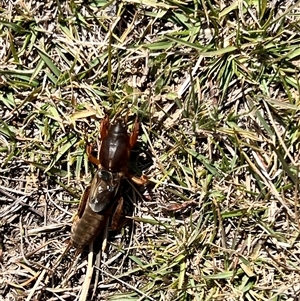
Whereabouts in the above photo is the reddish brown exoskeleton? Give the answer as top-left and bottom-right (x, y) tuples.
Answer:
(36, 115), (147, 299)
(71, 115), (146, 249)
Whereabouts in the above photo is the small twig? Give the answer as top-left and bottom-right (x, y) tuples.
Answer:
(19, 219), (33, 268)
(79, 242), (94, 301)
(99, 268), (155, 301)
(0, 185), (30, 196)
(0, 187), (43, 218)
(46, 189), (73, 217)
(26, 262), (50, 301)
(92, 218), (110, 299)
(265, 247), (300, 273)
(295, 166), (300, 231)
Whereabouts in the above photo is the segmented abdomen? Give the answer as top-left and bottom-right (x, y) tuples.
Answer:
(71, 204), (110, 248)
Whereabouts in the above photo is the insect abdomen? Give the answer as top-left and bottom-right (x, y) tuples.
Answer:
(71, 205), (110, 248)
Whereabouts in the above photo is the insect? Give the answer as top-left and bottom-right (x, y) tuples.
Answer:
(71, 115), (146, 249)
(35, 115), (147, 300)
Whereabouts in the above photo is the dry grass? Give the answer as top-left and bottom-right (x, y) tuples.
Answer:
(1, 0), (300, 300)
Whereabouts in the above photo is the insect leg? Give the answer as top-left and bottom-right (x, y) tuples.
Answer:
(86, 144), (100, 166)
(100, 114), (109, 140)
(128, 173), (148, 185)
(75, 185), (90, 220)
(110, 197), (125, 230)
(129, 117), (140, 148)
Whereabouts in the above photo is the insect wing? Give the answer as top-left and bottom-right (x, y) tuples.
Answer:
(88, 170), (121, 213)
